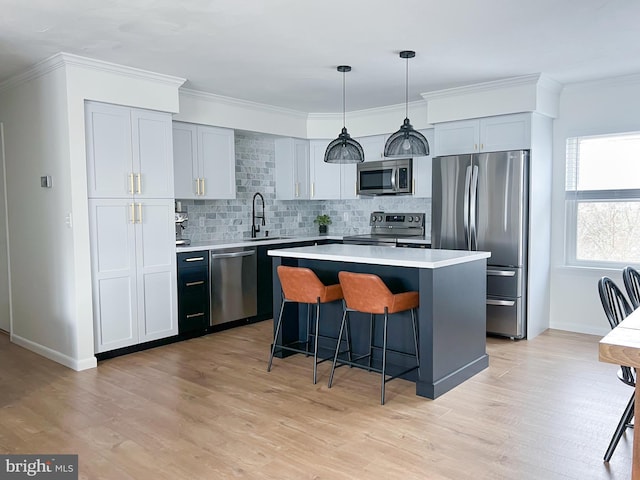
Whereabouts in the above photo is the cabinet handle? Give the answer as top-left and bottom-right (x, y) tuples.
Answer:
(487, 269), (516, 277)
(185, 257), (205, 262)
(129, 173), (135, 194)
(295, 182), (299, 197)
(194, 178), (200, 196)
(480, 143), (484, 151)
(311, 182), (315, 198)
(200, 178), (205, 196)
(186, 312), (205, 318)
(137, 203), (142, 223)
(130, 203), (135, 223)
(185, 280), (205, 287)
(413, 178), (416, 193)
(474, 143), (478, 151)
(136, 173), (142, 194)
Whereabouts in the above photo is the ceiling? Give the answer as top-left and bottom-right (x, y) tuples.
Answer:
(2, 0), (640, 113)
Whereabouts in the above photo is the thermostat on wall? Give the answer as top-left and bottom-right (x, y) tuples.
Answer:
(40, 175), (52, 188)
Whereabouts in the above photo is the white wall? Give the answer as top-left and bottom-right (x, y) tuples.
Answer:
(0, 53), (183, 370)
(549, 74), (640, 335)
(0, 65), (77, 362)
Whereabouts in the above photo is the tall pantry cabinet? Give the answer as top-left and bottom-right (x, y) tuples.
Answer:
(85, 101), (178, 353)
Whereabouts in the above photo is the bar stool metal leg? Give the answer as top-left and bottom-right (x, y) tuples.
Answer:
(268, 299), (288, 372)
(313, 298), (321, 384)
(328, 309), (348, 388)
(368, 314), (375, 370)
(381, 308), (389, 405)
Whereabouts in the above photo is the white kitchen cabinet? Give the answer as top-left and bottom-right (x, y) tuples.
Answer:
(89, 198), (178, 353)
(356, 134), (387, 161)
(274, 137), (309, 200)
(340, 162), (358, 199)
(412, 129), (434, 198)
(86, 102), (174, 199)
(309, 140), (341, 199)
(434, 113), (531, 156)
(173, 122), (236, 199)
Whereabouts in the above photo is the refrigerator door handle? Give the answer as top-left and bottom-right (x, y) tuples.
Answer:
(463, 165), (472, 249)
(486, 299), (516, 307)
(470, 164), (479, 251)
(487, 269), (516, 277)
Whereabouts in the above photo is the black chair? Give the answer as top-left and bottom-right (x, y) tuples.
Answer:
(598, 276), (635, 462)
(623, 266), (640, 310)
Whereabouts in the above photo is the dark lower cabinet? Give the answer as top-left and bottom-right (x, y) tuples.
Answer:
(177, 251), (210, 335)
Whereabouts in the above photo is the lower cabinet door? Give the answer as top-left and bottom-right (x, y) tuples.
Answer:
(89, 199), (138, 352)
(90, 199), (178, 353)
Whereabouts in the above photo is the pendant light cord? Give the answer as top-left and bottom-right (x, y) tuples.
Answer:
(342, 69), (346, 128)
(405, 55), (409, 119)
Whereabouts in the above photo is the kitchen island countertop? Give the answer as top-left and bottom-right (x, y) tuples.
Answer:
(268, 243), (490, 269)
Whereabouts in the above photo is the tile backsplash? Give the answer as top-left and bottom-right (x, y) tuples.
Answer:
(179, 132), (431, 242)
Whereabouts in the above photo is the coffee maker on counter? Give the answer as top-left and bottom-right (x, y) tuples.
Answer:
(175, 201), (190, 246)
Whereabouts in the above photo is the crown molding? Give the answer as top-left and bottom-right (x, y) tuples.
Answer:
(179, 87), (308, 119)
(420, 73), (559, 101)
(562, 72), (640, 91)
(308, 99), (425, 120)
(0, 52), (186, 94)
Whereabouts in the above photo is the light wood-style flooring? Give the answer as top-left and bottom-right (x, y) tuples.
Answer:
(0, 324), (633, 479)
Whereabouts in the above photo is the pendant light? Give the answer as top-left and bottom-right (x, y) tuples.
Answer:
(324, 65), (364, 164)
(384, 51), (430, 157)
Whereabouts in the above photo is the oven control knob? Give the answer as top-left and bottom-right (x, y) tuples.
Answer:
(408, 216), (413, 222)
(377, 215), (382, 222)
(371, 217), (376, 222)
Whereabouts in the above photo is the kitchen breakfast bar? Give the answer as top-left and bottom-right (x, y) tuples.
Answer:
(268, 244), (491, 399)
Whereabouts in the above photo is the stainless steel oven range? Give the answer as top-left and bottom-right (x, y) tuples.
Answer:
(343, 211), (426, 246)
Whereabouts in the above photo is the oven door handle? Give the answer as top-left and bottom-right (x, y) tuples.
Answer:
(390, 168), (397, 191)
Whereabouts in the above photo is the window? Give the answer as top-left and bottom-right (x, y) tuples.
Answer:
(565, 132), (640, 266)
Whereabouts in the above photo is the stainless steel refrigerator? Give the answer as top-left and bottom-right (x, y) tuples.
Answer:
(431, 150), (529, 338)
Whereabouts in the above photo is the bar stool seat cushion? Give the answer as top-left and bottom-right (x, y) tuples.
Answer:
(278, 265), (343, 304)
(338, 271), (418, 314)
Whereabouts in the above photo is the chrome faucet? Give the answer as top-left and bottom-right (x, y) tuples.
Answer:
(251, 192), (265, 238)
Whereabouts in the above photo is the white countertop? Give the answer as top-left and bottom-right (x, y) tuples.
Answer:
(176, 235), (340, 253)
(268, 244), (490, 269)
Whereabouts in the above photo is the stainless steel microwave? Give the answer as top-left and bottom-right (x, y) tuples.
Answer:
(356, 158), (413, 195)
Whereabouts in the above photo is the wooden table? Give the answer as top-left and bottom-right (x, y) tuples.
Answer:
(600, 308), (640, 478)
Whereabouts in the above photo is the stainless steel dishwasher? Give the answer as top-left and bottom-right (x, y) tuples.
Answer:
(210, 246), (257, 326)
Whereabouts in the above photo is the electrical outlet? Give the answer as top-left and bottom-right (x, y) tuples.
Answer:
(199, 217), (205, 227)
(343, 212), (349, 222)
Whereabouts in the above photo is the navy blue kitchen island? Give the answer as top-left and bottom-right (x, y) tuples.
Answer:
(268, 244), (491, 400)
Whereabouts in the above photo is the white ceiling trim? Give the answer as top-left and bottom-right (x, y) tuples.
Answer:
(0, 52), (186, 95)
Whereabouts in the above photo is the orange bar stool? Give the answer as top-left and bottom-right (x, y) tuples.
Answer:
(268, 265), (345, 384)
(329, 271), (420, 405)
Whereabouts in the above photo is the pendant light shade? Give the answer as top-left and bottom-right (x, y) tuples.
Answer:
(324, 65), (364, 164)
(384, 51), (430, 157)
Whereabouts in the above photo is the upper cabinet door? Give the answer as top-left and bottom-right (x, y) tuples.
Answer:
(198, 125), (236, 199)
(357, 134), (387, 161)
(275, 137), (310, 200)
(86, 102), (174, 199)
(413, 129), (434, 198)
(173, 122), (199, 198)
(309, 140), (341, 200)
(86, 102), (133, 198)
(479, 113), (531, 152)
(131, 109), (174, 199)
(433, 120), (480, 156)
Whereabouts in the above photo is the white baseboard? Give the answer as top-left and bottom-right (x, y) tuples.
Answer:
(548, 321), (609, 337)
(11, 334), (97, 371)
